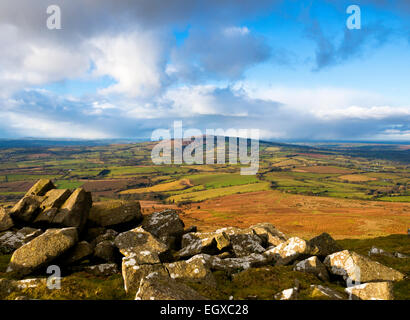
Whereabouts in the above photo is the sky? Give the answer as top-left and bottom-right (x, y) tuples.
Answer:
(0, 0), (409, 141)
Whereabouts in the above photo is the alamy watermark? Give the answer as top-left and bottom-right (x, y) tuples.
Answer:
(46, 265), (61, 290)
(47, 5), (61, 30)
(150, 121), (259, 175)
(346, 5), (361, 30)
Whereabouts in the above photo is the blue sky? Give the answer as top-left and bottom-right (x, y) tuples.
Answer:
(0, 0), (409, 141)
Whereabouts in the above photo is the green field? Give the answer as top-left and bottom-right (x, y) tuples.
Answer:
(0, 140), (408, 204)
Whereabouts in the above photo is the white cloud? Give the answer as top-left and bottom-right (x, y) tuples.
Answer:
(0, 111), (110, 139)
(0, 24), (89, 95)
(165, 85), (224, 116)
(313, 105), (410, 120)
(244, 85), (409, 120)
(91, 32), (168, 98)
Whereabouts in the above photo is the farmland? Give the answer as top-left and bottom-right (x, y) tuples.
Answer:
(0, 138), (409, 239)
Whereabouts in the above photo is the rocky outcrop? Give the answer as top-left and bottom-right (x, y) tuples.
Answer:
(324, 250), (405, 283)
(0, 179), (406, 301)
(7, 227), (78, 277)
(345, 282), (394, 300)
(368, 246), (409, 259)
(135, 274), (207, 300)
(264, 237), (312, 265)
(9, 180), (56, 223)
(88, 200), (142, 229)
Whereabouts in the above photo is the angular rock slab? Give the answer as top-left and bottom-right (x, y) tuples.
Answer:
(141, 209), (185, 244)
(294, 256), (330, 281)
(122, 256), (168, 295)
(94, 240), (116, 262)
(135, 274), (207, 300)
(25, 179), (55, 197)
(204, 253), (270, 274)
(52, 188), (92, 230)
(368, 246), (395, 258)
(308, 232), (343, 257)
(34, 189), (72, 225)
(114, 226), (169, 260)
(324, 250), (405, 283)
(62, 240), (93, 265)
(230, 233), (265, 257)
(7, 227), (78, 277)
(0, 227), (43, 254)
(0, 207), (14, 232)
(393, 252), (409, 259)
(40, 189), (72, 210)
(88, 200), (142, 229)
(274, 288), (298, 300)
(215, 226), (255, 236)
(178, 231), (230, 258)
(165, 255), (216, 286)
(9, 178), (55, 223)
(250, 223), (287, 247)
(345, 282), (394, 300)
(264, 237), (312, 266)
(9, 195), (44, 223)
(309, 285), (346, 300)
(92, 229), (118, 246)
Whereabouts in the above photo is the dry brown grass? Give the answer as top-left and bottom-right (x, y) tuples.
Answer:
(139, 200), (179, 215)
(180, 190), (410, 239)
(120, 179), (192, 195)
(292, 166), (353, 174)
(338, 174), (377, 182)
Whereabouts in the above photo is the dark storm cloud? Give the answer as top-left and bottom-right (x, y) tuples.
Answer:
(170, 27), (272, 80)
(0, 0), (280, 37)
(306, 20), (393, 71)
